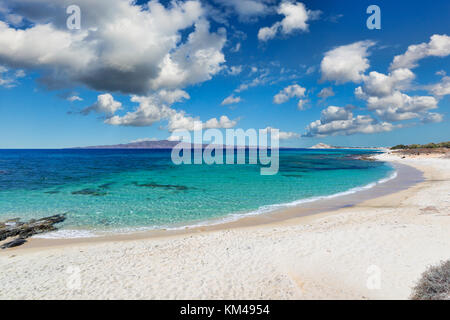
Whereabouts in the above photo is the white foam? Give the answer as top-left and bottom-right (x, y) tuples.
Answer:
(33, 229), (99, 239)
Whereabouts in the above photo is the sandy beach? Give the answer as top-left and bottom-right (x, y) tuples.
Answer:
(0, 152), (449, 300)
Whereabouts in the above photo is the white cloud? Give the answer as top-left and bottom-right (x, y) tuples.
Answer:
(130, 138), (158, 143)
(320, 106), (352, 123)
(422, 112), (444, 124)
(106, 94), (180, 127)
(317, 87), (334, 99)
(228, 65), (243, 75)
(427, 76), (450, 97)
(235, 69), (270, 92)
(82, 94), (122, 115)
(273, 84), (306, 104)
(258, 1), (320, 41)
(221, 95), (241, 105)
(297, 99), (308, 110)
(355, 69), (438, 122)
(0, 64), (23, 87)
(14, 69), (25, 78)
(258, 23), (280, 42)
(358, 68), (415, 98)
(0, 0), (226, 94)
(204, 115), (237, 129)
(157, 89), (190, 104)
(390, 34), (450, 70)
(67, 95), (83, 102)
(304, 106), (398, 137)
(320, 40), (375, 84)
(260, 127), (300, 140)
(167, 135), (183, 142)
(105, 91), (238, 132)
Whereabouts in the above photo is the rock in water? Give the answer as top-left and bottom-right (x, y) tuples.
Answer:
(0, 214), (66, 248)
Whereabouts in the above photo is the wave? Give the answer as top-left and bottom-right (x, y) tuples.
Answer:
(37, 169), (398, 239)
(33, 229), (99, 239)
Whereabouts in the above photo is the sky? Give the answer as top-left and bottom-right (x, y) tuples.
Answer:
(0, 0), (449, 148)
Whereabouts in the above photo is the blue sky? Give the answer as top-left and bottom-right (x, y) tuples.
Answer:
(0, 0), (449, 148)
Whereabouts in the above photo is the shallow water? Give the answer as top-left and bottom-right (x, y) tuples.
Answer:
(0, 149), (393, 233)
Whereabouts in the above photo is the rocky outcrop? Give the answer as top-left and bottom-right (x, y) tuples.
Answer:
(0, 214), (66, 249)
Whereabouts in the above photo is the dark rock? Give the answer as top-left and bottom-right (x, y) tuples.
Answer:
(0, 214), (66, 247)
(72, 188), (107, 196)
(1, 238), (27, 249)
(132, 181), (189, 191)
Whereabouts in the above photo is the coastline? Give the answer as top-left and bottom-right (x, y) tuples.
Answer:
(0, 152), (449, 299)
(8, 154), (416, 248)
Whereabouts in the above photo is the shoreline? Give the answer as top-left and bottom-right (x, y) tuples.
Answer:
(12, 156), (419, 250)
(1, 152), (449, 299)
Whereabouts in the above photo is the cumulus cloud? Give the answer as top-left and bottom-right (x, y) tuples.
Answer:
(204, 115), (237, 129)
(427, 76), (450, 97)
(317, 87), (334, 99)
(320, 40), (375, 84)
(258, 1), (320, 41)
(355, 69), (438, 122)
(273, 84), (306, 104)
(320, 106), (352, 123)
(81, 94), (122, 116)
(303, 106), (397, 137)
(357, 68), (415, 98)
(221, 94), (241, 105)
(260, 127), (300, 140)
(105, 91), (237, 132)
(390, 34), (450, 70)
(0, 0), (226, 95)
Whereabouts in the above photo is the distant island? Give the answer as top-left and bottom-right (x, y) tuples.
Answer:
(73, 140), (388, 150)
(310, 143), (334, 149)
(74, 140), (181, 149)
(309, 143), (385, 150)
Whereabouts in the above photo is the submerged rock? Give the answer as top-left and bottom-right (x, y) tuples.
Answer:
(0, 214), (66, 248)
(72, 188), (107, 196)
(132, 181), (189, 191)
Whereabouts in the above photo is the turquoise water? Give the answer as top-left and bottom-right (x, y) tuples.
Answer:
(0, 149), (393, 235)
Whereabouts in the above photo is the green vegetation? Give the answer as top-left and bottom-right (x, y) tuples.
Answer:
(410, 260), (450, 300)
(391, 141), (450, 150)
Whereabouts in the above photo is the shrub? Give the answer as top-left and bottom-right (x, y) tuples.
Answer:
(410, 260), (450, 300)
(391, 141), (450, 150)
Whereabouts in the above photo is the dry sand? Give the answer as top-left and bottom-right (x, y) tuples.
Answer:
(0, 152), (449, 299)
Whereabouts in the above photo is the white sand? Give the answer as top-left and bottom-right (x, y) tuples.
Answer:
(0, 153), (449, 299)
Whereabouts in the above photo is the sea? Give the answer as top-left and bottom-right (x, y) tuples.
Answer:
(0, 148), (395, 237)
